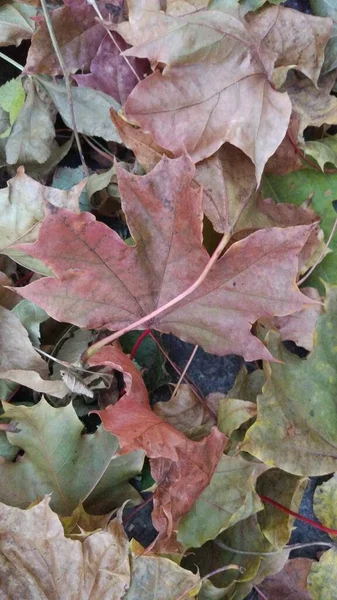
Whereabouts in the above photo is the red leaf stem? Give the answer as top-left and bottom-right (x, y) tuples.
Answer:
(260, 494), (337, 536)
(129, 328), (152, 360)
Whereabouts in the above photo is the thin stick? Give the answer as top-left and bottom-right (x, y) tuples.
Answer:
(83, 135), (115, 163)
(84, 231), (230, 359)
(86, 0), (141, 83)
(34, 347), (113, 380)
(298, 215), (337, 285)
(0, 52), (23, 72)
(215, 540), (333, 556)
(40, 0), (89, 176)
(170, 344), (198, 401)
(254, 586), (270, 600)
(174, 564), (244, 600)
(149, 332), (211, 412)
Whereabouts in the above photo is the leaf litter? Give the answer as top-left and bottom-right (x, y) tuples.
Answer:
(1, 0), (337, 598)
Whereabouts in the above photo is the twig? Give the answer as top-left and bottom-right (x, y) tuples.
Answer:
(0, 52), (23, 72)
(298, 215), (337, 285)
(86, 0), (141, 83)
(254, 586), (270, 600)
(149, 332), (211, 412)
(83, 135), (115, 163)
(40, 0), (89, 176)
(84, 231), (230, 359)
(170, 344), (198, 401)
(215, 540), (334, 556)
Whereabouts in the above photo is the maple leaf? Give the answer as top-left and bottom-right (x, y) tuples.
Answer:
(273, 287), (323, 351)
(246, 6), (332, 88)
(0, 166), (85, 273)
(285, 72), (337, 134)
(243, 286), (337, 475)
(73, 33), (149, 105)
(122, 9), (292, 182)
(257, 557), (313, 600)
(88, 344), (226, 546)
(14, 155), (316, 361)
(24, 0), (109, 75)
(0, 497), (131, 600)
(0, 397), (144, 514)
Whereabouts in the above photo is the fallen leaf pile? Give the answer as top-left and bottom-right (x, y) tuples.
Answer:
(1, 0), (337, 598)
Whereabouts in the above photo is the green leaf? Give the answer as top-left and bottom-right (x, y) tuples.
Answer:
(86, 165), (115, 201)
(243, 286), (337, 476)
(0, 398), (144, 515)
(177, 454), (267, 548)
(36, 76), (121, 142)
(6, 78), (55, 165)
(263, 169), (337, 291)
(303, 137), (337, 170)
(0, 76), (25, 138)
(53, 165), (90, 212)
(257, 469), (306, 548)
(184, 514), (289, 600)
(12, 299), (49, 347)
(121, 331), (168, 393)
(0, 107), (9, 134)
(313, 473), (337, 534)
(308, 548), (337, 600)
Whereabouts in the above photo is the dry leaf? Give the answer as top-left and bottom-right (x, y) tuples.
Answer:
(0, 497), (130, 600)
(88, 345), (226, 546)
(15, 155), (316, 361)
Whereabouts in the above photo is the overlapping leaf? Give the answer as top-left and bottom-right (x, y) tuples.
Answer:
(0, 306), (67, 399)
(243, 286), (337, 475)
(15, 155), (316, 361)
(123, 8), (292, 182)
(89, 344), (226, 547)
(0, 397), (144, 514)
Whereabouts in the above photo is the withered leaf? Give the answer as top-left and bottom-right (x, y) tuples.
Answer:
(123, 9), (292, 182)
(88, 345), (226, 546)
(0, 497), (130, 600)
(15, 155), (315, 361)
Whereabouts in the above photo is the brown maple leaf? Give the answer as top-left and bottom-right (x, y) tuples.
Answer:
(14, 155), (316, 361)
(88, 344), (226, 545)
(24, 0), (109, 75)
(122, 9), (291, 182)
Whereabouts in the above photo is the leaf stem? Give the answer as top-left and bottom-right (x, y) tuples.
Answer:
(174, 564), (244, 600)
(84, 231), (230, 360)
(260, 494), (337, 536)
(149, 332), (210, 411)
(130, 328), (152, 360)
(215, 540), (333, 556)
(39, 0), (89, 176)
(83, 135), (115, 163)
(0, 52), (23, 72)
(254, 585), (270, 600)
